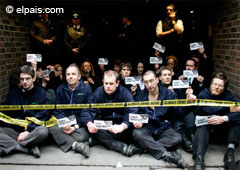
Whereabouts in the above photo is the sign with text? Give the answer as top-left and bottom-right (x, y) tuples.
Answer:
(125, 76), (141, 85)
(57, 115), (77, 128)
(94, 120), (112, 130)
(98, 58), (108, 65)
(129, 113), (149, 123)
(153, 42), (166, 53)
(183, 70), (198, 78)
(195, 115), (216, 127)
(150, 57), (163, 64)
(26, 54), (42, 62)
(172, 80), (189, 89)
(190, 42), (204, 50)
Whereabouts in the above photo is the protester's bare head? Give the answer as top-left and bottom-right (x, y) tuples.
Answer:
(143, 70), (159, 93)
(159, 66), (172, 85)
(120, 62), (132, 79)
(210, 72), (229, 96)
(66, 63), (81, 88)
(103, 70), (120, 95)
(20, 65), (35, 90)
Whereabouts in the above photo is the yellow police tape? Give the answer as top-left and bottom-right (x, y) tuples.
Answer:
(0, 99), (239, 111)
(0, 99), (239, 129)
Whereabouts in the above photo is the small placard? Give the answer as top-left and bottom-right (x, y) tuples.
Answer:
(172, 80), (189, 89)
(150, 57), (162, 64)
(94, 120), (112, 130)
(125, 76), (141, 85)
(57, 115), (77, 128)
(129, 113), (149, 123)
(26, 54), (42, 62)
(42, 70), (50, 76)
(98, 58), (108, 65)
(183, 70), (198, 78)
(190, 42), (204, 51)
(153, 42), (166, 53)
(195, 115), (215, 127)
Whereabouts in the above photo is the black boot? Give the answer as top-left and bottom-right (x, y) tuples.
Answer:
(126, 144), (144, 157)
(179, 129), (193, 153)
(111, 141), (128, 156)
(187, 127), (195, 143)
(193, 155), (205, 170)
(162, 151), (184, 168)
(224, 148), (235, 169)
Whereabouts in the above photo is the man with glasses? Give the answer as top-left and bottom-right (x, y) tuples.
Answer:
(193, 72), (240, 170)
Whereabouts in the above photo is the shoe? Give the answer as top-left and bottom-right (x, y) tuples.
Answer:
(162, 151), (184, 168)
(179, 129), (193, 153)
(89, 137), (98, 147)
(0, 149), (5, 157)
(193, 155), (205, 170)
(73, 142), (89, 158)
(126, 144), (144, 157)
(224, 148), (235, 168)
(28, 145), (41, 158)
(111, 141), (128, 155)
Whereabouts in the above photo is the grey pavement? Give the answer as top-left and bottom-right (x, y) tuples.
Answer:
(0, 141), (239, 170)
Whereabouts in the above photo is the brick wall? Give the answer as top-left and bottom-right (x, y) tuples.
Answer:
(213, 0), (240, 99)
(0, 1), (30, 103)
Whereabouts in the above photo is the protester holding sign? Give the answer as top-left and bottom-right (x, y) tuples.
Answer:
(49, 63), (92, 158)
(133, 70), (187, 168)
(82, 70), (143, 156)
(179, 59), (206, 96)
(158, 66), (196, 153)
(0, 65), (49, 158)
(193, 72), (240, 170)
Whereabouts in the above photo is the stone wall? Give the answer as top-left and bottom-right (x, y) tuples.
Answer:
(213, 0), (240, 99)
(0, 1), (30, 103)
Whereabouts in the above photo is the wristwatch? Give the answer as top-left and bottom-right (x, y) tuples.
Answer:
(223, 116), (228, 122)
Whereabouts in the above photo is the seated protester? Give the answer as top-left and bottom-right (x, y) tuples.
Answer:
(192, 48), (214, 87)
(119, 61), (140, 96)
(179, 59), (206, 96)
(135, 60), (145, 90)
(49, 64), (66, 92)
(158, 66), (195, 153)
(133, 70), (191, 168)
(80, 60), (101, 91)
(82, 70), (143, 156)
(0, 65), (49, 158)
(165, 55), (182, 80)
(193, 72), (240, 170)
(49, 63), (92, 158)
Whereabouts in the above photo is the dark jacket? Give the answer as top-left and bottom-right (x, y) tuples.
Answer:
(53, 80), (92, 126)
(135, 83), (184, 135)
(81, 84), (137, 127)
(198, 88), (240, 123)
(4, 86), (49, 132)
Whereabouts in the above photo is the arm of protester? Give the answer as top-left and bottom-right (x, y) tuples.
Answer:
(133, 122), (143, 129)
(63, 124), (75, 134)
(156, 20), (175, 38)
(110, 123), (128, 134)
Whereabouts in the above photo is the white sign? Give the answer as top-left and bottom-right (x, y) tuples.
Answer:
(57, 115), (77, 128)
(94, 120), (112, 130)
(125, 76), (141, 85)
(26, 54), (42, 62)
(195, 115), (216, 127)
(190, 42), (204, 51)
(98, 58), (108, 65)
(153, 42), (166, 53)
(172, 80), (189, 89)
(150, 57), (162, 64)
(129, 113), (149, 123)
(183, 70), (198, 78)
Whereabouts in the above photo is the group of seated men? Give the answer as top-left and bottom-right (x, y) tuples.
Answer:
(0, 61), (240, 170)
